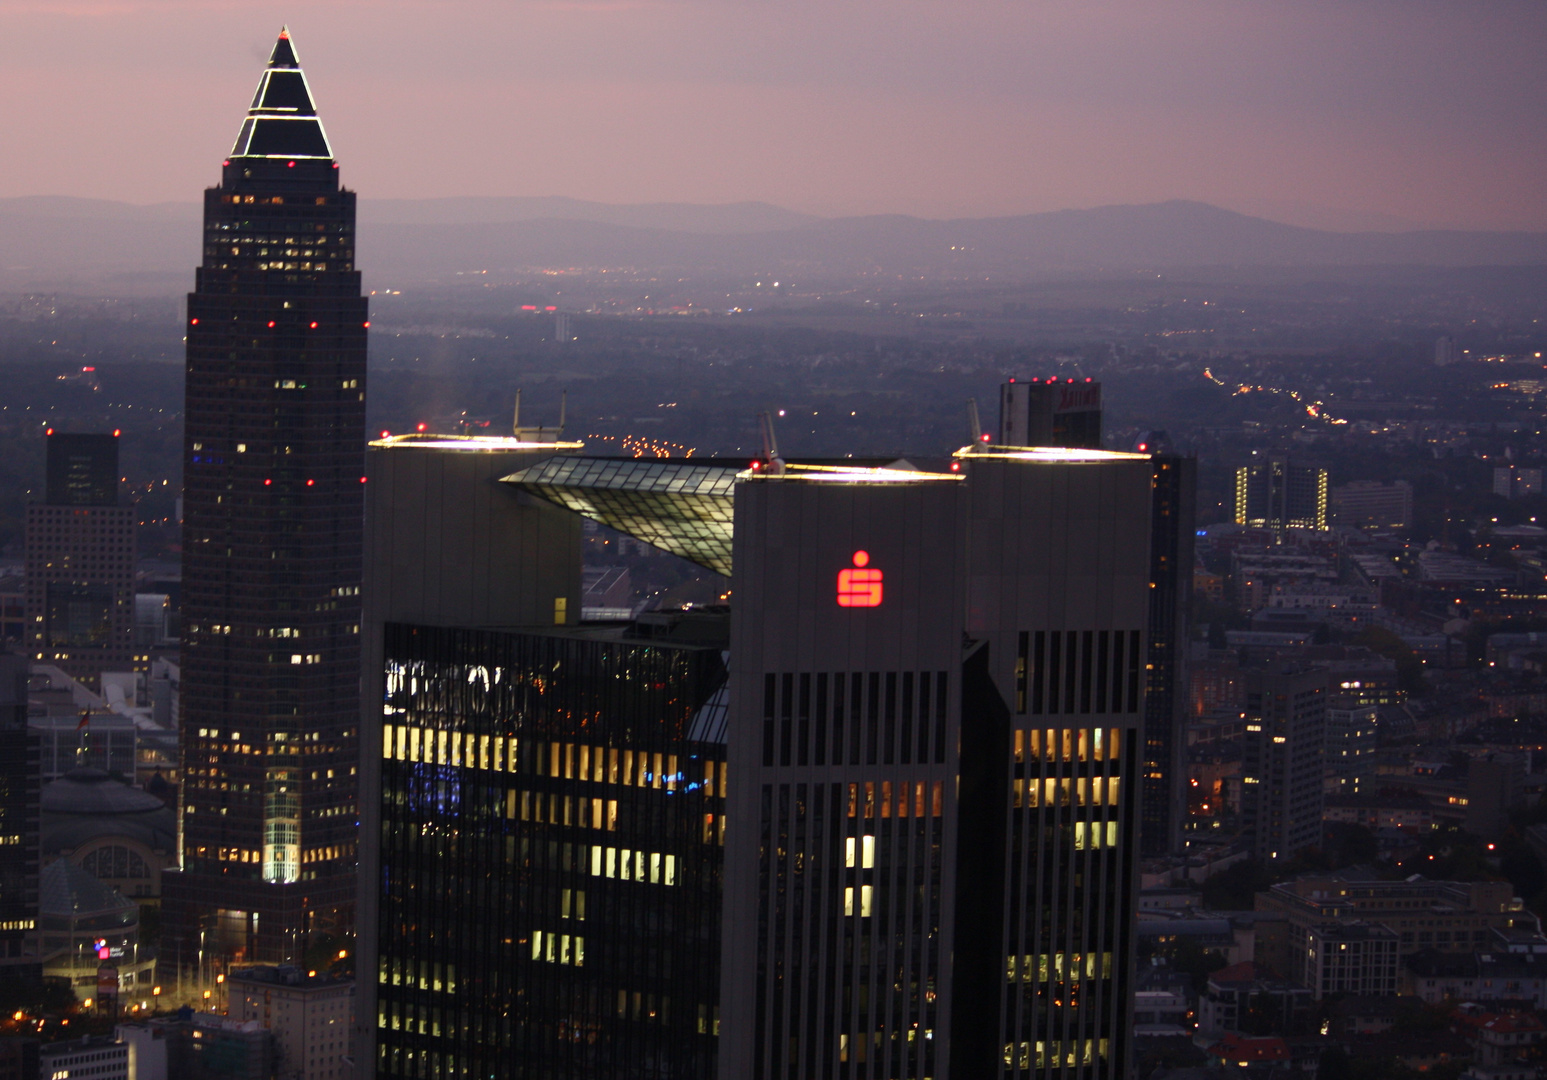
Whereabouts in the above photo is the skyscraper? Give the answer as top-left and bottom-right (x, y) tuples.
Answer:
(1233, 455), (1329, 539)
(997, 382), (1198, 859)
(998, 379), (1103, 450)
(25, 432), (137, 688)
(162, 28), (368, 972)
(354, 438), (1153, 1078)
(358, 435), (729, 1078)
(721, 448), (1152, 1079)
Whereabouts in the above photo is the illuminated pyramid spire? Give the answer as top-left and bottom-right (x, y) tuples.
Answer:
(229, 27), (334, 160)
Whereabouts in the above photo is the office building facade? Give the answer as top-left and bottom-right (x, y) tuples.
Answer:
(1330, 480), (1412, 529)
(721, 448), (1152, 1079)
(25, 432), (137, 688)
(1233, 455), (1329, 538)
(163, 29), (368, 971)
(371, 620), (727, 1079)
(998, 379), (1103, 450)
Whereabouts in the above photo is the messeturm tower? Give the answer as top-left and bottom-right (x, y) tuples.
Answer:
(162, 28), (368, 975)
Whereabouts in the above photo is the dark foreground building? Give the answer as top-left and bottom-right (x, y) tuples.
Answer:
(357, 434), (1153, 1079)
(0, 656), (40, 983)
(721, 448), (1151, 1079)
(373, 620), (727, 1078)
(163, 28), (368, 972)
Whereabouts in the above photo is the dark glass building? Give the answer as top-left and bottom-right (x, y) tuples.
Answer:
(25, 431), (137, 688)
(162, 28), (368, 972)
(0, 655), (41, 981)
(1137, 443), (1195, 857)
(373, 620), (727, 1079)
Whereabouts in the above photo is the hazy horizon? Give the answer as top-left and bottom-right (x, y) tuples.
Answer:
(2, 1), (1543, 233)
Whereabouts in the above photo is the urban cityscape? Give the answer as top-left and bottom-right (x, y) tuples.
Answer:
(1, 10), (1547, 1080)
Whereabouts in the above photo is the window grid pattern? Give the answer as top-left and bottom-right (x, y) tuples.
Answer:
(752, 670), (951, 1080)
(999, 726), (1135, 1079)
(376, 623), (726, 1080)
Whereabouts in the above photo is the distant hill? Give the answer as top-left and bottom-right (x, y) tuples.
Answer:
(0, 196), (1542, 293)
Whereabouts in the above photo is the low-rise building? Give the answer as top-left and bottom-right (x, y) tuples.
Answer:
(39, 1036), (129, 1080)
(229, 965), (352, 1080)
(1303, 921), (1399, 999)
(1197, 962), (1313, 1037)
(1256, 871), (1533, 960)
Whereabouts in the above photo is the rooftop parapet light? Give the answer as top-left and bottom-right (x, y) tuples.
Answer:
(370, 433), (585, 452)
(952, 444), (1152, 462)
(738, 462), (962, 483)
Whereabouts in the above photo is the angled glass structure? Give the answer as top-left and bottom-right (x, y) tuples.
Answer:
(502, 458), (741, 577)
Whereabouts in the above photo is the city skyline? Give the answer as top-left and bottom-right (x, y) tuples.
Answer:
(0, 3), (1543, 231)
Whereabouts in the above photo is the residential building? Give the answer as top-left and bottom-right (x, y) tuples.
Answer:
(1494, 467), (1543, 500)
(231, 965), (353, 1080)
(1330, 481), (1413, 530)
(1239, 667), (1327, 862)
(1197, 962), (1312, 1037)
(1325, 698), (1378, 794)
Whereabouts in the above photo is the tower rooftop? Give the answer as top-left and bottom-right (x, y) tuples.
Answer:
(229, 27), (334, 161)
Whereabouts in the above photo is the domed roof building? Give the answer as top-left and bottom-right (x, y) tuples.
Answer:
(39, 858), (154, 998)
(41, 768), (177, 904)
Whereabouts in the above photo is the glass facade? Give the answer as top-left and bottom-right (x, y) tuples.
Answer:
(1140, 454), (1195, 857)
(503, 457), (740, 576)
(375, 622), (727, 1079)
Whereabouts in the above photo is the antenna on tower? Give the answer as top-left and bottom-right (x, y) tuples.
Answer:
(967, 398), (984, 446)
(757, 411), (785, 477)
(513, 388), (567, 442)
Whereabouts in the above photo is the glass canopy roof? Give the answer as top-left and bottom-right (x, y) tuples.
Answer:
(502, 457), (742, 576)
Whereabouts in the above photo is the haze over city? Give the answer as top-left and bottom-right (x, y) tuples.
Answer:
(3, 0), (1545, 230)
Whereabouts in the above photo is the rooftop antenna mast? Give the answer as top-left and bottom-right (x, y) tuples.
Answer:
(967, 398), (984, 446)
(513, 388), (567, 442)
(757, 411), (786, 476)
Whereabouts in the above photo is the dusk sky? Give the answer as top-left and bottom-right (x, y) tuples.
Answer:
(3, 0), (1544, 230)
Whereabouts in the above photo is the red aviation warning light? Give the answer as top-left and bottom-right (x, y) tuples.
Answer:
(837, 550), (883, 608)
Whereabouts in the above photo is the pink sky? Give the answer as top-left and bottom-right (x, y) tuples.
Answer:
(3, 0), (1544, 230)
